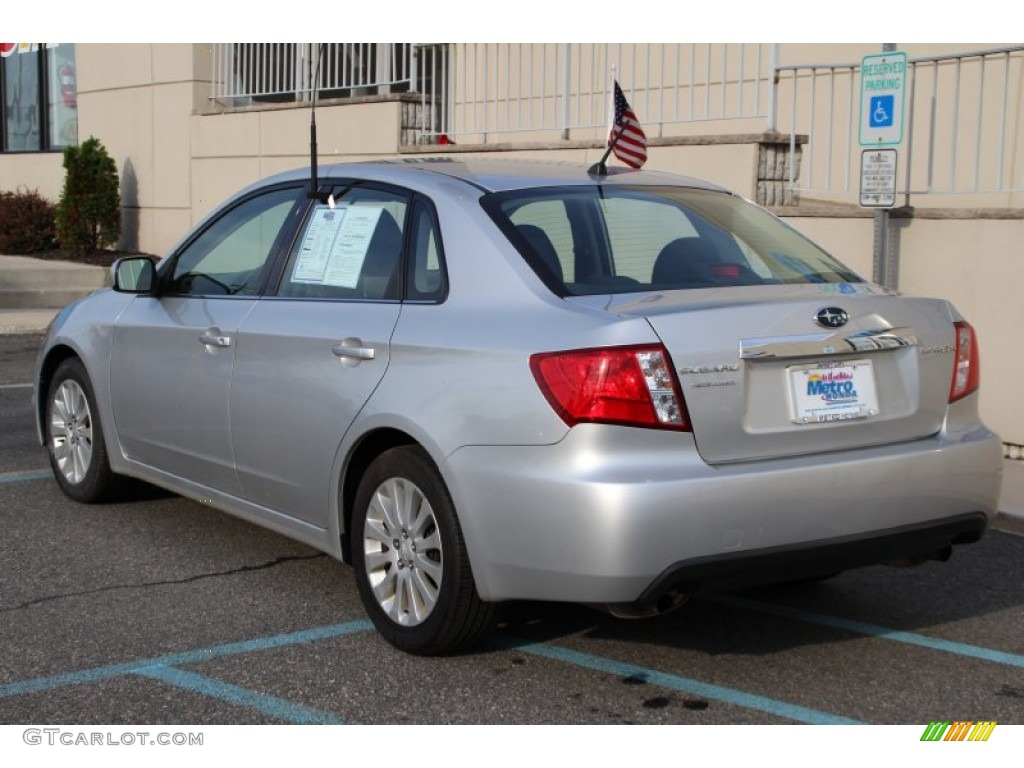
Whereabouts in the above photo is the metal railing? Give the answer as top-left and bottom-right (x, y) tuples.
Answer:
(211, 43), (418, 103)
(412, 43), (772, 143)
(771, 46), (1024, 200)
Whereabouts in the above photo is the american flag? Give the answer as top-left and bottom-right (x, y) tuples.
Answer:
(608, 80), (648, 168)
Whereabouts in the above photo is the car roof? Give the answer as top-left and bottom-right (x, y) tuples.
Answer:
(253, 158), (731, 196)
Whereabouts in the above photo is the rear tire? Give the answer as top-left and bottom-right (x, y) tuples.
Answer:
(45, 357), (122, 503)
(352, 445), (496, 655)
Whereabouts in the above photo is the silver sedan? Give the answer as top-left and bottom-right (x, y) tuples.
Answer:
(34, 159), (1003, 655)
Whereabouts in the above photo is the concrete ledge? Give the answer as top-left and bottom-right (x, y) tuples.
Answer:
(398, 132), (809, 154)
(0, 308), (57, 335)
(0, 289), (100, 309)
(0, 255), (107, 312)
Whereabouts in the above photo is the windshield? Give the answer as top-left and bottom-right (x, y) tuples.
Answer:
(481, 186), (863, 296)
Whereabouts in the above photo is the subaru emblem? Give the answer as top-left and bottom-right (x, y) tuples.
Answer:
(815, 306), (849, 329)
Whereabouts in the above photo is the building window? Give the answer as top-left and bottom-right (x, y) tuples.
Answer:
(1, 43), (77, 152)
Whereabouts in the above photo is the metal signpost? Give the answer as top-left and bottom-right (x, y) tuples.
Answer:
(860, 48), (907, 288)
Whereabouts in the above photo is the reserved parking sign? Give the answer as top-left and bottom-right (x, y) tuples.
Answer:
(860, 52), (907, 146)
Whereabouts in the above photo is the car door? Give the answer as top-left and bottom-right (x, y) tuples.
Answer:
(229, 184), (423, 527)
(110, 185), (306, 494)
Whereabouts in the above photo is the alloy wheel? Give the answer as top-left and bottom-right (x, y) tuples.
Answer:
(362, 477), (444, 627)
(49, 379), (94, 485)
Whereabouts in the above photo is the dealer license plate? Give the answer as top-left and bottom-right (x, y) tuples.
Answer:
(788, 359), (879, 424)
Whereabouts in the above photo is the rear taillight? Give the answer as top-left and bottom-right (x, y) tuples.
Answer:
(949, 321), (981, 403)
(530, 345), (690, 431)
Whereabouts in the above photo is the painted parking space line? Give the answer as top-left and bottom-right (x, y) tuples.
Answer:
(0, 383), (33, 389)
(0, 469), (52, 484)
(0, 619), (373, 700)
(494, 635), (864, 725)
(3, 614), (863, 724)
(134, 665), (348, 724)
(711, 595), (1024, 669)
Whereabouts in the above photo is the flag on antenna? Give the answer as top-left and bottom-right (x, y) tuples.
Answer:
(608, 80), (647, 168)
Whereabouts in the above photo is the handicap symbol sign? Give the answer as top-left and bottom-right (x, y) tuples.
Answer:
(870, 95), (895, 128)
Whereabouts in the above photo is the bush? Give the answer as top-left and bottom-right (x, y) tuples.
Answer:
(55, 136), (121, 254)
(0, 188), (58, 254)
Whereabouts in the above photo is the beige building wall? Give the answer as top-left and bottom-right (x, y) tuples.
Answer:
(69, 44), (210, 254)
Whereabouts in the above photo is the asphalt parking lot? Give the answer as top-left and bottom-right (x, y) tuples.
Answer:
(1, 334), (1023, 727)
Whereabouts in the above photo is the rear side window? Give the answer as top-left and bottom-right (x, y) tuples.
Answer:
(406, 200), (447, 301)
(483, 186), (863, 296)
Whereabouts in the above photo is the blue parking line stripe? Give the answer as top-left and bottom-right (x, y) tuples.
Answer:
(0, 619), (373, 699)
(0, 470), (52, 484)
(711, 595), (1024, 669)
(133, 665), (347, 724)
(494, 635), (863, 725)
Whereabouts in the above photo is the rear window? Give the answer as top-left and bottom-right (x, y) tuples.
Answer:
(482, 186), (863, 296)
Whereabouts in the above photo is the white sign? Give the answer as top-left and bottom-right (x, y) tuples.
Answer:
(859, 52), (907, 147)
(859, 149), (898, 208)
(290, 205), (384, 289)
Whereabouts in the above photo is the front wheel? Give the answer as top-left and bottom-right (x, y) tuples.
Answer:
(45, 357), (122, 503)
(351, 446), (496, 655)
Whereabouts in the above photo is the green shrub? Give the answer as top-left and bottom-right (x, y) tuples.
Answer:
(0, 187), (58, 254)
(55, 136), (121, 254)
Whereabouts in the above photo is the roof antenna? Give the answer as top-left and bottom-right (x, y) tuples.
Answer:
(308, 43), (325, 200)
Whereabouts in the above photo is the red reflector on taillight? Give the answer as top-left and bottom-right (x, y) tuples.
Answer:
(530, 345), (690, 430)
(949, 321), (981, 403)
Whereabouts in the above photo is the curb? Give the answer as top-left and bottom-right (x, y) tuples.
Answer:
(0, 309), (58, 335)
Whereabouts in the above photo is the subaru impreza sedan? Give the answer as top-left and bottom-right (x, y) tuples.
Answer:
(35, 159), (1003, 655)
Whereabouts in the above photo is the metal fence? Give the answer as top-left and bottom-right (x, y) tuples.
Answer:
(771, 46), (1024, 200)
(211, 43), (773, 145)
(411, 43), (772, 143)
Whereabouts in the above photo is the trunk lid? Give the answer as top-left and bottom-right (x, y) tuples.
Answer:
(574, 284), (959, 464)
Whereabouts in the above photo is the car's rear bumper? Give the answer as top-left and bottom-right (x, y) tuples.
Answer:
(444, 421), (1003, 604)
(637, 511), (987, 601)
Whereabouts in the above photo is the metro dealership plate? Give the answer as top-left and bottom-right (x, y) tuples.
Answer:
(789, 359), (879, 424)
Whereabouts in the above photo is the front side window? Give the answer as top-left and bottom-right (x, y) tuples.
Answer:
(169, 186), (303, 297)
(1, 43), (77, 152)
(484, 186), (863, 296)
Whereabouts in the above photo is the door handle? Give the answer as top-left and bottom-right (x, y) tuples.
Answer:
(332, 339), (375, 361)
(199, 329), (232, 347)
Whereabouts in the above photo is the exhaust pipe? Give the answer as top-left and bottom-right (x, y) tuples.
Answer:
(887, 545), (953, 568)
(599, 589), (689, 619)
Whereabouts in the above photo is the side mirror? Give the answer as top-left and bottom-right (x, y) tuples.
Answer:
(111, 257), (156, 294)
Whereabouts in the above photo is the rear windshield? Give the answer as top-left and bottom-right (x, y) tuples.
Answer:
(481, 186), (863, 296)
